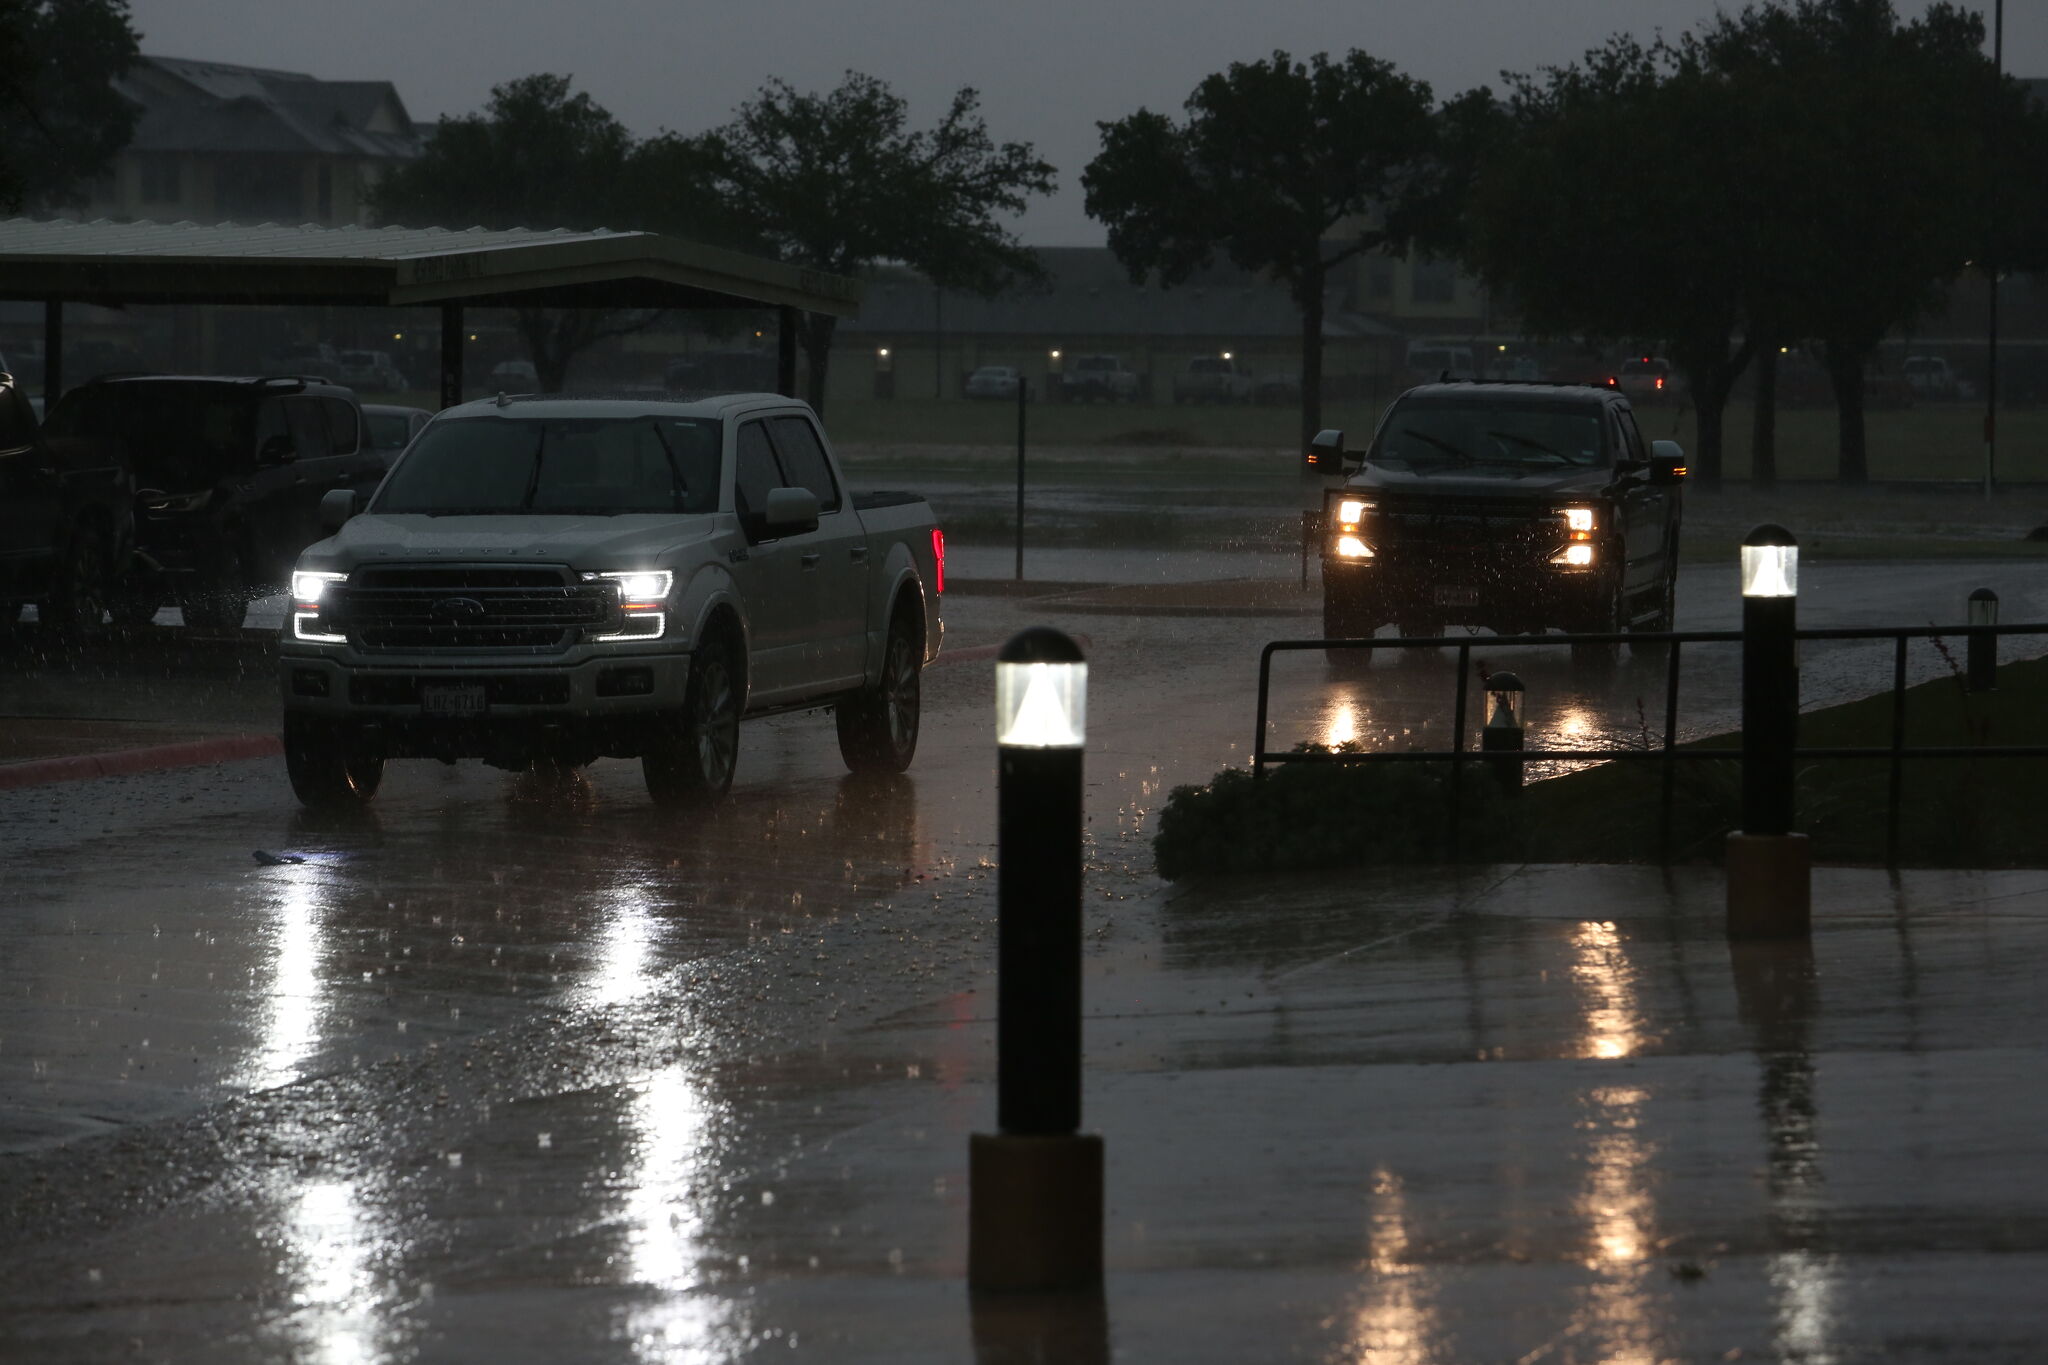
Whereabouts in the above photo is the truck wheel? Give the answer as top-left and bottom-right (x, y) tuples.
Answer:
(1572, 575), (1623, 668)
(645, 632), (741, 806)
(1323, 589), (1375, 665)
(284, 714), (383, 808)
(837, 616), (921, 773)
(1629, 567), (1678, 657)
(41, 523), (110, 641)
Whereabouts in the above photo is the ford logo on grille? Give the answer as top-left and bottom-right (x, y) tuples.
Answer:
(432, 596), (487, 620)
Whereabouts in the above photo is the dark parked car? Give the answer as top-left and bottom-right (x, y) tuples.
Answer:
(0, 372), (133, 638)
(42, 376), (383, 629)
(1315, 380), (1686, 664)
(361, 404), (432, 464)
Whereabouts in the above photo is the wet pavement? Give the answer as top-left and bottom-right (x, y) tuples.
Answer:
(3, 562), (2047, 1361)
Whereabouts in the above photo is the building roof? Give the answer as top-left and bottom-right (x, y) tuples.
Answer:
(122, 55), (420, 160)
(840, 247), (1402, 343)
(0, 217), (863, 316)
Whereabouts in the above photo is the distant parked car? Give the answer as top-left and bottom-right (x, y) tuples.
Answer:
(966, 365), (1022, 400)
(1402, 344), (1478, 386)
(1172, 356), (1256, 404)
(665, 349), (779, 392)
(489, 358), (539, 390)
(1060, 354), (1139, 402)
(268, 342), (342, 382)
(360, 404), (432, 464)
(1253, 371), (1302, 405)
(337, 349), (408, 392)
(1903, 355), (1958, 400)
(1614, 356), (1682, 402)
(0, 371), (134, 639)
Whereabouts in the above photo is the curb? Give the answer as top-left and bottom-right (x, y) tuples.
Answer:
(0, 733), (282, 791)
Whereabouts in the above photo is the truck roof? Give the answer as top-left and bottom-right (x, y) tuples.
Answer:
(1403, 380), (1618, 406)
(442, 391), (806, 420)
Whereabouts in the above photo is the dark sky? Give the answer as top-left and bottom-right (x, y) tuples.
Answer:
(131, 0), (2037, 244)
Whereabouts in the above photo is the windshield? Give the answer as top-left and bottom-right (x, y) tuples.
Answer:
(1372, 399), (1607, 472)
(373, 415), (723, 516)
(43, 382), (255, 488)
(364, 411), (416, 450)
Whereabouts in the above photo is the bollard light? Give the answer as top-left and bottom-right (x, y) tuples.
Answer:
(1730, 524), (1809, 939)
(972, 626), (1103, 1292)
(1968, 587), (1999, 692)
(1741, 524), (1799, 598)
(1481, 670), (1525, 792)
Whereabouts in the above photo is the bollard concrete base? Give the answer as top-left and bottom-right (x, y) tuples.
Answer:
(969, 1132), (1103, 1293)
(1726, 832), (1812, 939)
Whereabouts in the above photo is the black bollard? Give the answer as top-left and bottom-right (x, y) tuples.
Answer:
(971, 626), (1102, 1292)
(1729, 524), (1810, 938)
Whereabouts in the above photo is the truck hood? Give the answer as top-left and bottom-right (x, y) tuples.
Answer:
(308, 513), (723, 570)
(1346, 463), (1616, 499)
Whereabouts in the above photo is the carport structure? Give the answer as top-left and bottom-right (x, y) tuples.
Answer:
(0, 217), (862, 404)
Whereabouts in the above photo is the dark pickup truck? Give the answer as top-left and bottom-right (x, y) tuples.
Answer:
(0, 372), (133, 638)
(1315, 381), (1686, 662)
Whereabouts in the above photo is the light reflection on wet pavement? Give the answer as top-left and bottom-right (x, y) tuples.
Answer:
(2, 569), (2046, 1360)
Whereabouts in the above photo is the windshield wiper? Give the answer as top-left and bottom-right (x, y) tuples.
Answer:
(1401, 430), (1475, 465)
(1485, 430), (1582, 465)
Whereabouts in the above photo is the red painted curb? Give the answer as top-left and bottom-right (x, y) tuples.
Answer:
(0, 733), (282, 791)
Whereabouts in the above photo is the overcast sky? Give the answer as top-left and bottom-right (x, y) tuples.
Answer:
(130, 0), (2040, 245)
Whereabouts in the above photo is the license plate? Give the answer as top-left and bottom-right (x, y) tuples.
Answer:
(1433, 586), (1479, 607)
(420, 684), (488, 717)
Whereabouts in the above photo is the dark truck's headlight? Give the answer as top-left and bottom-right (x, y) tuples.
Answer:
(585, 569), (672, 641)
(1550, 507), (1598, 567)
(1327, 496), (1376, 559)
(291, 570), (348, 642)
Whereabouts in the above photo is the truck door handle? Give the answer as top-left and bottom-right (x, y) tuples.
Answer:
(849, 546), (868, 563)
(800, 552), (821, 569)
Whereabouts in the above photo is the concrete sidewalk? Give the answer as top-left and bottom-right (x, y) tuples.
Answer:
(5, 858), (2044, 1362)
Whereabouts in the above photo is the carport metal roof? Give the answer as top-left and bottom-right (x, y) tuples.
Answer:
(0, 217), (862, 316)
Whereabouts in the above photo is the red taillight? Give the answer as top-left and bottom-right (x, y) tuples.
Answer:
(1655, 376), (1664, 390)
(931, 527), (945, 595)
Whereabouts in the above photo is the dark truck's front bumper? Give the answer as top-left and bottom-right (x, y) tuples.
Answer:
(1322, 555), (1613, 633)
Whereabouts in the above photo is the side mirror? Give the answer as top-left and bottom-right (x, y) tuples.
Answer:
(1649, 440), (1688, 485)
(1306, 428), (1352, 474)
(761, 485), (820, 538)
(259, 433), (297, 465)
(318, 487), (359, 531)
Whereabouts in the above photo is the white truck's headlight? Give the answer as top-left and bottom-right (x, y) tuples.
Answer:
(292, 570), (347, 606)
(589, 569), (673, 606)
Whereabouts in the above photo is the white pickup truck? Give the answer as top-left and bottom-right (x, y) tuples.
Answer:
(278, 392), (943, 808)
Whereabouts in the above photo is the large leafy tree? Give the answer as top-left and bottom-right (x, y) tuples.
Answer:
(1083, 50), (1437, 450)
(702, 72), (1055, 412)
(372, 74), (740, 392)
(0, 0), (140, 212)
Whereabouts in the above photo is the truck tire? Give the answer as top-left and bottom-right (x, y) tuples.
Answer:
(284, 714), (383, 808)
(1323, 588), (1375, 665)
(179, 541), (249, 631)
(645, 631), (741, 806)
(837, 614), (921, 774)
(1629, 565), (1678, 658)
(1572, 574), (1623, 669)
(41, 522), (110, 641)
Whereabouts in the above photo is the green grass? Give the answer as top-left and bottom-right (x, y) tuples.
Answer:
(1153, 655), (2048, 876)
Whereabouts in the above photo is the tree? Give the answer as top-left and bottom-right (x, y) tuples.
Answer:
(1083, 50), (1438, 450)
(1686, 0), (2027, 485)
(702, 72), (1055, 412)
(0, 0), (140, 213)
(1458, 37), (1765, 485)
(373, 74), (730, 392)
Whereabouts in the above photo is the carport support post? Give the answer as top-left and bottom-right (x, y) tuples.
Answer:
(776, 306), (799, 398)
(971, 628), (1102, 1293)
(1728, 524), (1810, 939)
(1015, 377), (1027, 581)
(41, 299), (62, 403)
(438, 302), (463, 410)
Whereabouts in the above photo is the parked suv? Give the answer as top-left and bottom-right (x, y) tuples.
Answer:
(42, 376), (383, 629)
(0, 372), (133, 638)
(337, 349), (408, 392)
(1314, 381), (1686, 663)
(1061, 354), (1139, 402)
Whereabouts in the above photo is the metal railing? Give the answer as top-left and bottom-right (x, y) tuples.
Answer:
(1252, 623), (2048, 864)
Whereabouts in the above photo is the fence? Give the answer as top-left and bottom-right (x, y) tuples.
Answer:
(1252, 623), (2048, 864)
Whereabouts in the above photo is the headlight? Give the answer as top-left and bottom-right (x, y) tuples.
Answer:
(1335, 536), (1374, 559)
(588, 569), (673, 606)
(1551, 543), (1595, 567)
(292, 570), (347, 606)
(1562, 507), (1595, 533)
(1337, 498), (1373, 524)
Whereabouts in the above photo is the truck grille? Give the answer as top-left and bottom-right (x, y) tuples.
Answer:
(1368, 495), (1561, 560)
(330, 564), (617, 652)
